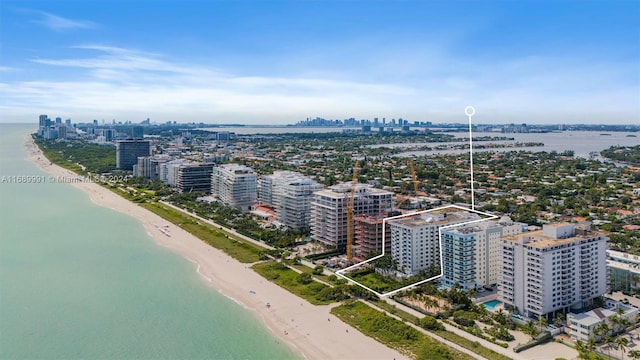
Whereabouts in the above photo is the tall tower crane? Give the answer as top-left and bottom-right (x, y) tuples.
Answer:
(346, 160), (359, 263)
(408, 158), (420, 195)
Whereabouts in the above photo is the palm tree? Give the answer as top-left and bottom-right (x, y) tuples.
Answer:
(615, 337), (629, 360)
(628, 349), (640, 360)
(538, 315), (548, 331)
(554, 312), (565, 327)
(594, 322), (610, 342)
(605, 335), (614, 359)
(575, 340), (588, 360)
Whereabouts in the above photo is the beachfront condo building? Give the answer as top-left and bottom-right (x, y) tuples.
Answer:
(607, 249), (640, 293)
(500, 223), (608, 321)
(211, 164), (257, 212)
(259, 171), (323, 230)
(176, 163), (215, 194)
(310, 183), (393, 249)
(389, 211), (481, 277)
(134, 155), (172, 179)
(159, 159), (187, 186)
(116, 140), (151, 170)
(440, 216), (526, 290)
(353, 211), (401, 259)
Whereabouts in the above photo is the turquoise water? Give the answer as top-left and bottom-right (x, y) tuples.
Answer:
(0, 124), (298, 359)
(482, 300), (502, 310)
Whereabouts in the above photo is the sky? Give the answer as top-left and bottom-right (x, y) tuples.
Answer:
(0, 0), (638, 125)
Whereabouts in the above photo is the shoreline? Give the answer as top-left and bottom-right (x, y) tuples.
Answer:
(24, 135), (408, 360)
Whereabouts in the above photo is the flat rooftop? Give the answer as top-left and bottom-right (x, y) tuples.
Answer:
(504, 228), (607, 249)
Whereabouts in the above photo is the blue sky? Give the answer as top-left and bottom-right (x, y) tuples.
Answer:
(1, 1), (638, 124)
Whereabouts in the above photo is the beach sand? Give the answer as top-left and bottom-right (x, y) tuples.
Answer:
(25, 136), (408, 360)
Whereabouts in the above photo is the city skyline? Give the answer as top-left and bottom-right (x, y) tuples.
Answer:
(1, 1), (638, 125)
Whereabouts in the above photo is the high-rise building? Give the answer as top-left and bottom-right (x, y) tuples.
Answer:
(211, 164), (257, 212)
(607, 249), (640, 292)
(501, 223), (607, 320)
(389, 211), (481, 277)
(135, 155), (172, 179)
(310, 183), (393, 249)
(259, 171), (323, 230)
(159, 159), (187, 186)
(131, 126), (144, 139)
(354, 212), (400, 259)
(116, 140), (151, 170)
(440, 216), (526, 290)
(177, 163), (214, 194)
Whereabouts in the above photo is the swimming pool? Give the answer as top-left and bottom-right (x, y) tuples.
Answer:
(483, 300), (502, 310)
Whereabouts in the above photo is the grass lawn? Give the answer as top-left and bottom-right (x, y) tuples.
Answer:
(331, 301), (474, 360)
(345, 269), (405, 293)
(141, 202), (263, 263)
(252, 261), (336, 305)
(372, 300), (512, 360)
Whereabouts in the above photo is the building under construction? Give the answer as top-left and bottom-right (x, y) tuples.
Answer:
(310, 183), (393, 251)
(354, 211), (401, 260)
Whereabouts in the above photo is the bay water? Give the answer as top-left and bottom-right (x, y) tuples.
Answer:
(0, 123), (298, 359)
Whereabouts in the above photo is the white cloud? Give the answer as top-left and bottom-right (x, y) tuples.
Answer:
(31, 11), (98, 31)
(1, 45), (638, 124)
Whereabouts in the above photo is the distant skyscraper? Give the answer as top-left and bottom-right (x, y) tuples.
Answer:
(131, 126), (144, 139)
(38, 115), (48, 127)
(116, 140), (151, 170)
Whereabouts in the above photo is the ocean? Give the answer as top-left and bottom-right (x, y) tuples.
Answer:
(0, 123), (299, 359)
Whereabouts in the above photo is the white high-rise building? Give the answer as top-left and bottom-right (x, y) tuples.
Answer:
(310, 183), (393, 249)
(389, 211), (481, 277)
(259, 171), (323, 230)
(135, 155), (172, 179)
(441, 216), (526, 290)
(501, 223), (608, 320)
(211, 164), (257, 212)
(160, 159), (187, 186)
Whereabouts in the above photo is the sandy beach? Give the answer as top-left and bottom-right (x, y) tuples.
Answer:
(25, 136), (407, 360)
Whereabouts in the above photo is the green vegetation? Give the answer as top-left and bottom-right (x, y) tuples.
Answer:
(34, 137), (116, 173)
(432, 329), (512, 360)
(331, 301), (474, 360)
(366, 300), (512, 360)
(141, 202), (263, 263)
(252, 261), (351, 305)
(168, 192), (303, 248)
(345, 264), (439, 294)
(601, 145), (640, 165)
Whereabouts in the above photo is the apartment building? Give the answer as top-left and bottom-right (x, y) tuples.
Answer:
(310, 183), (393, 249)
(176, 163), (214, 194)
(134, 155), (172, 179)
(567, 301), (639, 342)
(211, 164), (257, 212)
(389, 211), (481, 277)
(440, 216), (526, 290)
(353, 212), (401, 259)
(607, 249), (640, 293)
(259, 171), (323, 230)
(116, 140), (151, 170)
(501, 223), (608, 320)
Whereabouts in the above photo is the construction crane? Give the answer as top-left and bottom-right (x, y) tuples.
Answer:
(408, 158), (420, 195)
(345, 160), (359, 263)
